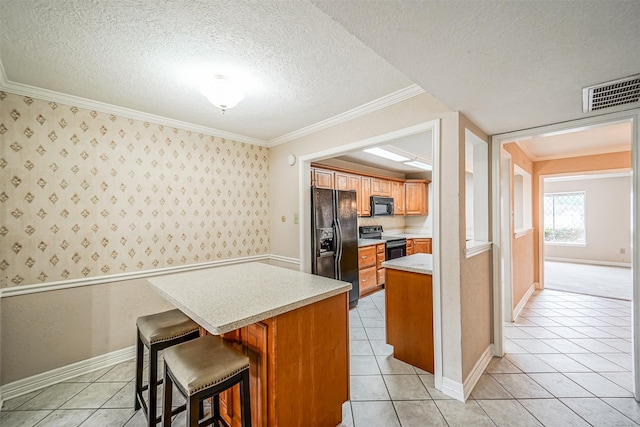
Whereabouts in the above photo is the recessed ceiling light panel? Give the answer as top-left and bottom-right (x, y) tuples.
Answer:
(404, 160), (432, 170)
(363, 147), (410, 162)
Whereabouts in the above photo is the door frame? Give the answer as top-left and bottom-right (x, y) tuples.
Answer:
(500, 149), (513, 323)
(297, 119), (444, 389)
(490, 109), (640, 398)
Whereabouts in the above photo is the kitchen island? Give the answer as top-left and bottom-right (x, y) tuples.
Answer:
(149, 262), (351, 427)
(381, 253), (434, 373)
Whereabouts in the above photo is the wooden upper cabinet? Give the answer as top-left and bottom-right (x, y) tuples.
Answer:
(313, 168), (334, 189)
(334, 171), (349, 191)
(390, 181), (405, 215)
(371, 178), (391, 197)
(335, 172), (362, 215)
(360, 177), (371, 217)
(310, 164), (429, 218)
(404, 181), (428, 215)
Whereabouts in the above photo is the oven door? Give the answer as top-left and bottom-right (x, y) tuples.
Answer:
(385, 240), (407, 260)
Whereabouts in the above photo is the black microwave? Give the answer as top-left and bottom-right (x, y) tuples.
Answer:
(370, 196), (394, 217)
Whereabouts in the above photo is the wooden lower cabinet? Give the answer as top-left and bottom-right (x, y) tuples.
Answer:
(414, 238), (432, 254)
(406, 239), (414, 255)
(204, 293), (349, 426)
(376, 244), (385, 286)
(359, 244), (385, 296)
(385, 268), (434, 373)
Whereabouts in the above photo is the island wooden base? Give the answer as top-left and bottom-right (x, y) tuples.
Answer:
(385, 268), (434, 373)
(202, 292), (349, 427)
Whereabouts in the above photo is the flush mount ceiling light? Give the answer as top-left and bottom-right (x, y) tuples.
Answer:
(404, 160), (432, 171)
(363, 147), (410, 162)
(201, 75), (245, 113)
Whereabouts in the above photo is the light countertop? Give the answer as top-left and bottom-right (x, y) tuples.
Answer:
(148, 262), (351, 335)
(382, 253), (433, 275)
(358, 238), (382, 247)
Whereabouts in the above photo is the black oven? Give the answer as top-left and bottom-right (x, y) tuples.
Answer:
(385, 239), (407, 260)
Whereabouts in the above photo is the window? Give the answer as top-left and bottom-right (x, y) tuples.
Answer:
(544, 192), (585, 243)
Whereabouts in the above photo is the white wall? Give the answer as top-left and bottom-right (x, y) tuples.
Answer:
(544, 175), (631, 264)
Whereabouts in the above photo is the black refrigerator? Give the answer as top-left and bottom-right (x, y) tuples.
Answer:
(311, 187), (359, 307)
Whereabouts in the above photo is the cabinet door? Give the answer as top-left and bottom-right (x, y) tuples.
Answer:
(371, 178), (391, 196)
(360, 177), (371, 216)
(347, 174), (361, 216)
(334, 171), (349, 191)
(405, 182), (427, 215)
(414, 239), (432, 254)
(390, 181), (405, 215)
(406, 239), (414, 255)
(314, 169), (334, 189)
(377, 268), (385, 286)
(376, 252), (385, 269)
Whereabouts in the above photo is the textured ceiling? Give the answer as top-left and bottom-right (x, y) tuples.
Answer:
(312, 1), (640, 135)
(2, 1), (639, 147)
(0, 0), (413, 141)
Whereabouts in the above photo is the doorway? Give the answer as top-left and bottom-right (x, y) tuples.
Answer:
(298, 119), (444, 388)
(491, 110), (640, 399)
(543, 172), (632, 300)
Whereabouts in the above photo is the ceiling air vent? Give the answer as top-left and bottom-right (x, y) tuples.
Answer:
(582, 74), (640, 112)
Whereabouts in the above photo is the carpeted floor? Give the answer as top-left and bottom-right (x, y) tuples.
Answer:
(545, 261), (632, 301)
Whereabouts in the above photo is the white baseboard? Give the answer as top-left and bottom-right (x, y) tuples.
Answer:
(512, 283), (536, 321)
(545, 257), (631, 268)
(268, 254), (300, 266)
(463, 344), (493, 401)
(1, 345), (135, 402)
(440, 377), (465, 402)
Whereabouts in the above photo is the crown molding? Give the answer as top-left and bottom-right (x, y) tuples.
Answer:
(0, 60), (268, 147)
(267, 84), (426, 147)
(0, 59), (425, 150)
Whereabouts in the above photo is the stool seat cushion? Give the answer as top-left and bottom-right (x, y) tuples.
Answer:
(137, 309), (199, 346)
(163, 335), (250, 396)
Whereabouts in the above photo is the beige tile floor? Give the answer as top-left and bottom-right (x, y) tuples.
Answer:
(2, 288), (638, 426)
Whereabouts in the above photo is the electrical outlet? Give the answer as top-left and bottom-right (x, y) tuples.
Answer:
(620, 248), (626, 254)
(281, 215), (286, 223)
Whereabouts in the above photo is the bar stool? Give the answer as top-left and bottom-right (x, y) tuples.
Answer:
(135, 309), (201, 427)
(162, 334), (251, 427)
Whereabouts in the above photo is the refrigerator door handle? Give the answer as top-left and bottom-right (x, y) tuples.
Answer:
(334, 218), (343, 280)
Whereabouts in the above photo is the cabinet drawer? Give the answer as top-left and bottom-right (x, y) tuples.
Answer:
(359, 266), (377, 294)
(376, 252), (385, 269)
(376, 243), (385, 253)
(377, 268), (385, 286)
(358, 246), (376, 269)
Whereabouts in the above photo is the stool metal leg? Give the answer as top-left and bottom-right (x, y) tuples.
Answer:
(134, 331), (144, 411)
(187, 394), (199, 427)
(162, 366), (173, 427)
(148, 344), (159, 427)
(240, 369), (252, 427)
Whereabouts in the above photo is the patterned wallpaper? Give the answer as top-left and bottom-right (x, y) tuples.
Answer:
(0, 91), (270, 288)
